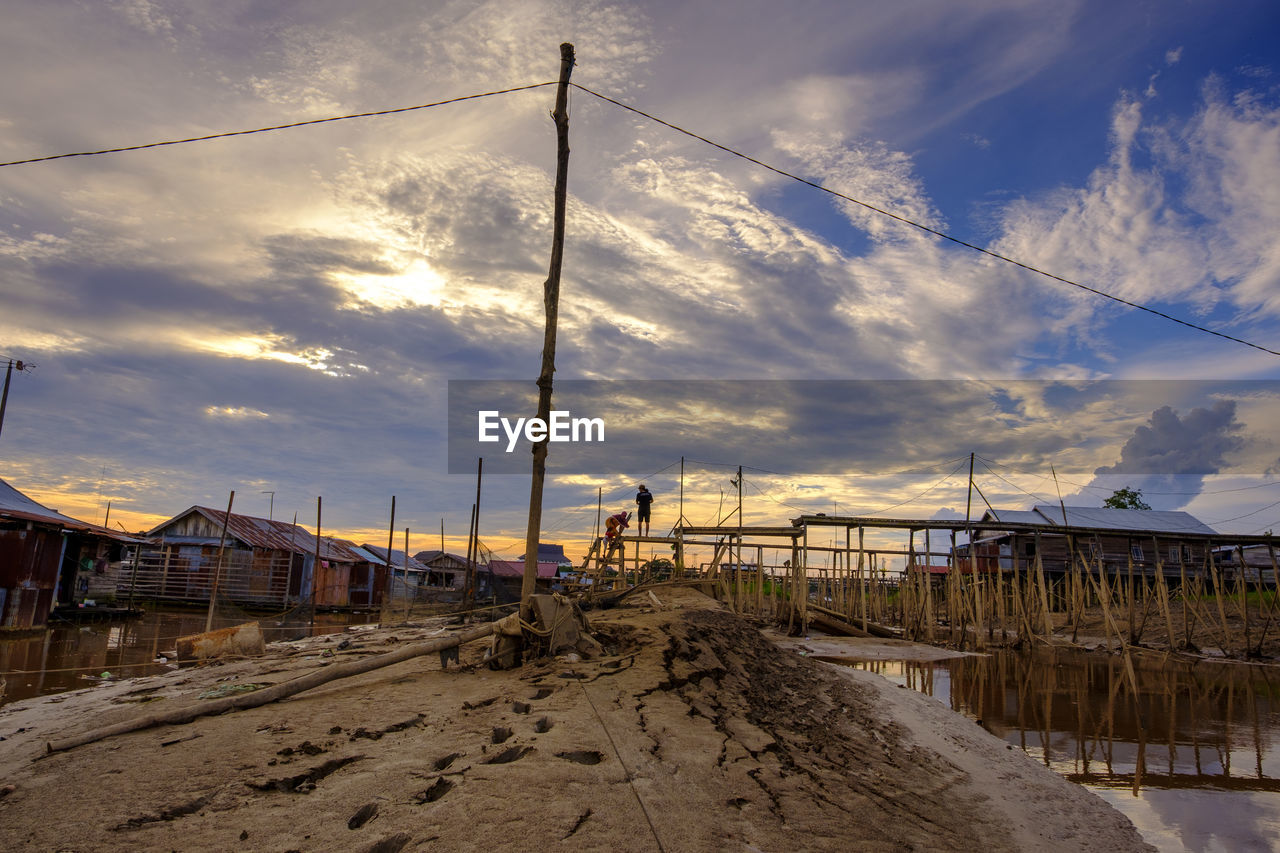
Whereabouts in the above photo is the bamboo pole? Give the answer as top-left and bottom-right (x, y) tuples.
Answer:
(1034, 531), (1052, 636)
(311, 497), (322, 627)
(385, 495), (397, 605)
(1177, 541), (1191, 649)
(403, 527), (412, 622)
(1153, 536), (1175, 651)
(857, 526), (867, 632)
(924, 528), (934, 642)
(520, 43), (576, 609)
(204, 491), (236, 633)
(1206, 539), (1234, 654)
(1236, 544), (1250, 654)
(1126, 536), (1136, 645)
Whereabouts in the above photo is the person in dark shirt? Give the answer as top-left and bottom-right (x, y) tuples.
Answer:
(635, 484), (654, 536)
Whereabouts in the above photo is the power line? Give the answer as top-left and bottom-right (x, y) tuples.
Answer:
(571, 83), (1280, 359)
(850, 459), (971, 516)
(6, 77), (1276, 357)
(0, 82), (556, 168)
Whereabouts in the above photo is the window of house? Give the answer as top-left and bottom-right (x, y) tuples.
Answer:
(1131, 544), (1144, 561)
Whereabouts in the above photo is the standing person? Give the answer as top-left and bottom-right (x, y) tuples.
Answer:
(635, 484), (654, 536)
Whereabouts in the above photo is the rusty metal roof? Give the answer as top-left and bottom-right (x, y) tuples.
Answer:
(360, 545), (429, 571)
(148, 506), (368, 562)
(0, 477), (140, 541)
(487, 560), (559, 579)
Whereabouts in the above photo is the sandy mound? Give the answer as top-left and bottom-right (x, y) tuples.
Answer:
(0, 587), (1150, 851)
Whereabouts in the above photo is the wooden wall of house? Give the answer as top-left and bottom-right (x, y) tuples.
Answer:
(313, 560), (351, 607)
(0, 524), (63, 630)
(979, 533), (1211, 578)
(347, 562), (388, 607)
(160, 513), (227, 540)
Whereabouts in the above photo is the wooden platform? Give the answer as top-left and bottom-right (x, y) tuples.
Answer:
(50, 604), (145, 623)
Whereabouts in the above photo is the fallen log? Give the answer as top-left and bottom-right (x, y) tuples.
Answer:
(45, 623), (495, 756)
(808, 611), (873, 638)
(804, 602), (901, 639)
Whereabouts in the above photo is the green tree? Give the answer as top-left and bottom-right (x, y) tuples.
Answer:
(1104, 487), (1151, 510)
(641, 558), (676, 580)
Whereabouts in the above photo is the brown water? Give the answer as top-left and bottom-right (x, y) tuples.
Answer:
(849, 648), (1280, 852)
(0, 607), (379, 706)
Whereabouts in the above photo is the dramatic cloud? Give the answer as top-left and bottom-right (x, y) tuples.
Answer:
(1086, 401), (1246, 510)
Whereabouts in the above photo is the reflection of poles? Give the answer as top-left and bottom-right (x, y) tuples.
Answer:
(126, 540), (142, 610)
(204, 491), (235, 633)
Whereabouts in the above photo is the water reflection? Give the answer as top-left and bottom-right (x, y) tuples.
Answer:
(1, 607), (377, 706)
(845, 648), (1280, 852)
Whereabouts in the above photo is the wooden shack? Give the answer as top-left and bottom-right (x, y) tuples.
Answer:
(970, 505), (1217, 588)
(0, 477), (133, 630)
(133, 507), (378, 609)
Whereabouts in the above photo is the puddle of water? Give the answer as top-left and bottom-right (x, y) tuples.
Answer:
(0, 607), (377, 705)
(845, 648), (1280, 852)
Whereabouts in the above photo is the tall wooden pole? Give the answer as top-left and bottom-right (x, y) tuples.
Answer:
(736, 465), (743, 613)
(385, 495), (397, 601)
(0, 359), (16, 441)
(464, 457), (483, 615)
(404, 526), (412, 622)
(464, 502), (477, 613)
(521, 42), (575, 609)
(311, 496), (322, 630)
(204, 490), (235, 632)
(679, 456), (685, 525)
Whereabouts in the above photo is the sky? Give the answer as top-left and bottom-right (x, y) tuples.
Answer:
(2, 0), (1280, 567)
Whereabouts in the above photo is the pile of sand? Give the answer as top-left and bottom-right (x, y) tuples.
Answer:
(0, 587), (1150, 851)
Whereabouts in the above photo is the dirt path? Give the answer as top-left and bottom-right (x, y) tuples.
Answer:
(0, 588), (1151, 851)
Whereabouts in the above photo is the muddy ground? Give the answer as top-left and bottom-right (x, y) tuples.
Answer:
(1060, 598), (1280, 659)
(0, 587), (1151, 852)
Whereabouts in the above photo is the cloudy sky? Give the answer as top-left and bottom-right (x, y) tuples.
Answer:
(2, 0), (1279, 563)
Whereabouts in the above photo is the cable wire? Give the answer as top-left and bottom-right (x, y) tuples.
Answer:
(0, 82), (557, 168)
(571, 83), (1280, 358)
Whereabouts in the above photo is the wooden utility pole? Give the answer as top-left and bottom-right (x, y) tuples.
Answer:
(311, 496), (323, 630)
(205, 490), (235, 632)
(521, 42), (575, 608)
(464, 457), (483, 615)
(0, 358), (29, 441)
(385, 495), (397, 599)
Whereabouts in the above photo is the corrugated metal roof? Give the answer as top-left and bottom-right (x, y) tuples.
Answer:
(980, 509), (1046, 526)
(1032, 505), (1217, 535)
(0, 477), (139, 540)
(360, 545), (429, 572)
(148, 506), (368, 562)
(519, 543), (569, 563)
(983, 505), (1216, 535)
(487, 560), (559, 579)
(414, 550), (470, 567)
